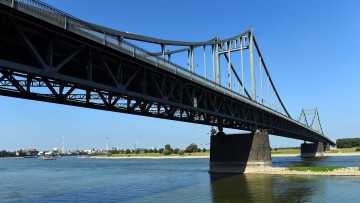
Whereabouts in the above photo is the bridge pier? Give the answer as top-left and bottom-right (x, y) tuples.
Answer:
(209, 131), (272, 174)
(300, 142), (325, 157)
(324, 143), (331, 152)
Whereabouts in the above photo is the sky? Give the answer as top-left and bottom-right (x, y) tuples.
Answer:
(1, 0), (360, 151)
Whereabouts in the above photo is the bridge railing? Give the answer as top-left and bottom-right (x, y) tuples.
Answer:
(0, 0), (333, 140)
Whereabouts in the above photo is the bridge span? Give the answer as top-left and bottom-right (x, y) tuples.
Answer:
(0, 0), (334, 173)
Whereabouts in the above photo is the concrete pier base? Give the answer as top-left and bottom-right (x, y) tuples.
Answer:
(209, 131), (272, 174)
(324, 143), (330, 152)
(301, 142), (324, 157)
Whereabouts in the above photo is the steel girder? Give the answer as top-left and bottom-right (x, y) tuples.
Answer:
(0, 3), (335, 145)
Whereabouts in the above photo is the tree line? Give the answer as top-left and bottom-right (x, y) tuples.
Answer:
(0, 150), (16, 157)
(107, 143), (207, 156)
(336, 138), (360, 148)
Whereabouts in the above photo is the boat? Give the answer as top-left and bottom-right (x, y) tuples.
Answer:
(43, 156), (56, 160)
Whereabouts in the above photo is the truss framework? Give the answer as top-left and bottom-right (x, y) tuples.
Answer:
(0, 0), (335, 145)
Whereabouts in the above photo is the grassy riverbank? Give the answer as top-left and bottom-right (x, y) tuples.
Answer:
(271, 147), (360, 156)
(92, 151), (210, 158)
(90, 148), (360, 159)
(271, 148), (300, 154)
(246, 167), (360, 176)
(328, 147), (360, 153)
(288, 166), (343, 172)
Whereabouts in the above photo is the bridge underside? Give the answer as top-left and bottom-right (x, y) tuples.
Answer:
(0, 3), (334, 145)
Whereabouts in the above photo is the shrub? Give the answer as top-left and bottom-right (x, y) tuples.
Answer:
(163, 150), (171, 155)
(173, 148), (179, 154)
(185, 143), (198, 153)
(202, 148), (207, 153)
(159, 148), (164, 154)
(356, 148), (360, 151)
(179, 150), (185, 156)
(165, 144), (173, 153)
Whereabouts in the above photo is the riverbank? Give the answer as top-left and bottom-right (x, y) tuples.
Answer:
(272, 152), (360, 157)
(90, 152), (360, 159)
(90, 155), (208, 159)
(245, 167), (360, 176)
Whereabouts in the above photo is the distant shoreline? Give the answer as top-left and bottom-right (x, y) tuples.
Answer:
(89, 152), (360, 159)
(89, 155), (208, 159)
(1, 152), (359, 160)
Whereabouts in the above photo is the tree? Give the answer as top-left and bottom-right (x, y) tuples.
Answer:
(144, 149), (149, 153)
(165, 144), (173, 154)
(149, 149), (154, 153)
(179, 150), (185, 156)
(135, 149), (140, 154)
(0, 150), (14, 157)
(163, 149), (171, 155)
(125, 149), (131, 154)
(159, 148), (164, 154)
(154, 148), (158, 153)
(197, 148), (201, 152)
(210, 126), (218, 136)
(185, 143), (198, 153)
(165, 144), (171, 150)
(202, 148), (207, 153)
(173, 148), (179, 154)
(336, 138), (360, 148)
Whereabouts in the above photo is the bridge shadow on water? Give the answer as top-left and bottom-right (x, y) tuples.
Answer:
(209, 173), (319, 203)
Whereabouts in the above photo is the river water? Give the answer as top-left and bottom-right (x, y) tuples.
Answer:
(1, 156), (360, 202)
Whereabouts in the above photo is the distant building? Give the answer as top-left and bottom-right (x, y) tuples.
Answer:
(15, 150), (26, 157)
(16, 149), (39, 157)
(25, 149), (39, 157)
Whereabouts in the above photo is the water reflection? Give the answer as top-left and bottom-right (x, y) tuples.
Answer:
(210, 173), (320, 202)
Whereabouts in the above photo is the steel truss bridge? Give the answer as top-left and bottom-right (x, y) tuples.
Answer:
(0, 0), (334, 145)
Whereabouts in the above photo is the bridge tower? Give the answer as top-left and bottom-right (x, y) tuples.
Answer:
(299, 108), (329, 157)
(209, 33), (272, 173)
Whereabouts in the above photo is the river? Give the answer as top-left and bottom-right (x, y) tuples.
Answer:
(1, 156), (360, 202)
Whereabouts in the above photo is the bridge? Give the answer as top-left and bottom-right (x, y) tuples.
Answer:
(0, 0), (335, 173)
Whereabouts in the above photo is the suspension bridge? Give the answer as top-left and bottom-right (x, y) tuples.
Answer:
(0, 0), (335, 173)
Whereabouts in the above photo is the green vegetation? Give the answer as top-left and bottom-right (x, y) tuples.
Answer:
(288, 166), (343, 172)
(272, 147), (360, 155)
(329, 147), (360, 153)
(271, 148), (300, 154)
(336, 138), (360, 148)
(101, 143), (209, 158)
(94, 151), (210, 158)
(185, 143), (198, 153)
(0, 150), (16, 157)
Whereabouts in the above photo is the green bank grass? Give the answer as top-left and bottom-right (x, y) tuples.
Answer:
(288, 166), (343, 172)
(329, 148), (359, 153)
(271, 148), (300, 154)
(92, 151), (210, 158)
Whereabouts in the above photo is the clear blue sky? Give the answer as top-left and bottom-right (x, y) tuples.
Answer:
(1, 0), (360, 151)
